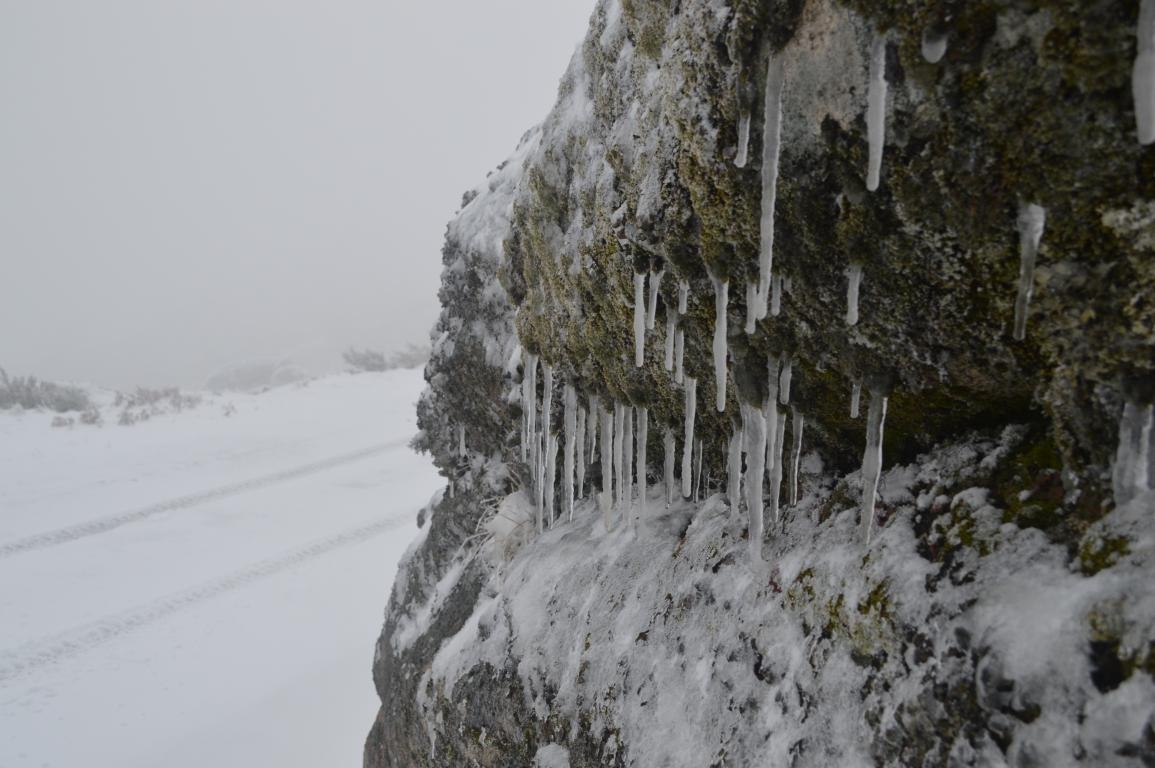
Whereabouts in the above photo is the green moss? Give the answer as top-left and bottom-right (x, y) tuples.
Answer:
(1079, 534), (1131, 576)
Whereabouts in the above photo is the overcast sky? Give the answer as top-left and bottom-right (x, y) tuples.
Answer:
(0, 0), (593, 389)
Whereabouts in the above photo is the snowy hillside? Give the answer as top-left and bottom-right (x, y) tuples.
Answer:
(0, 369), (441, 768)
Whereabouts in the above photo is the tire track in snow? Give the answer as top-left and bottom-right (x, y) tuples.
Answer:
(0, 441), (406, 559)
(0, 512), (413, 685)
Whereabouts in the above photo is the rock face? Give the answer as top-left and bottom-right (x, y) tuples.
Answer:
(366, 1), (1155, 766)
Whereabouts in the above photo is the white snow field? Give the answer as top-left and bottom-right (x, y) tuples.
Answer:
(0, 369), (440, 768)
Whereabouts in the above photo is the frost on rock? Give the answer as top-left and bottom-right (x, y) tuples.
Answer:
(1113, 399), (1155, 507)
(663, 427), (676, 506)
(634, 271), (646, 367)
(646, 269), (663, 330)
(664, 310), (677, 372)
(921, 28), (948, 64)
(563, 385), (577, 521)
(851, 380), (862, 419)
(866, 35), (889, 192)
(860, 390), (889, 543)
(575, 403), (587, 503)
(682, 377), (698, 498)
(845, 263), (863, 327)
(1014, 203), (1047, 341)
(636, 406), (648, 526)
(758, 55), (785, 315)
(770, 273), (783, 317)
(734, 110), (751, 168)
(599, 403), (614, 529)
(779, 355), (793, 405)
(711, 276), (729, 412)
(741, 402), (767, 562)
(788, 409), (805, 506)
(1135, 0), (1155, 144)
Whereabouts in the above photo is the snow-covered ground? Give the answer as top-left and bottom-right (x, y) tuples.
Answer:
(0, 369), (440, 768)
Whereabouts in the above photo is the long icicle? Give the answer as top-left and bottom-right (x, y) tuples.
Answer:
(614, 402), (626, 509)
(545, 432), (558, 527)
(575, 403), (587, 505)
(647, 270), (664, 330)
(599, 403), (614, 530)
(1112, 399), (1154, 507)
(850, 380), (862, 419)
(866, 35), (888, 192)
(588, 394), (600, 465)
(535, 429), (545, 533)
(711, 276), (729, 411)
(770, 274), (783, 316)
(764, 354), (781, 518)
(789, 409), (805, 506)
(634, 271), (646, 367)
(742, 402), (767, 562)
(542, 363), (554, 455)
(861, 390), (889, 543)
(768, 410), (787, 525)
(1013, 203), (1047, 341)
(526, 353), (538, 474)
(675, 326), (686, 384)
(694, 438), (705, 503)
(663, 427), (676, 506)
(542, 364), (556, 526)
(745, 281), (758, 335)
(735, 110), (752, 168)
(1135, 0), (1155, 144)
(664, 310), (677, 372)
(563, 384), (577, 522)
(681, 377), (698, 497)
(636, 407), (648, 527)
(758, 54), (785, 317)
(623, 405), (634, 512)
(845, 263), (864, 326)
(727, 423), (743, 526)
(779, 355), (793, 405)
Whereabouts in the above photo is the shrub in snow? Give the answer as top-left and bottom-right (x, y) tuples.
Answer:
(0, 368), (91, 413)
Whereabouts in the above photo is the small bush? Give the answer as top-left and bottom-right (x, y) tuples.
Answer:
(51, 415), (75, 428)
(0, 368), (91, 413)
(78, 408), (102, 426)
(343, 347), (388, 372)
(344, 344), (430, 373)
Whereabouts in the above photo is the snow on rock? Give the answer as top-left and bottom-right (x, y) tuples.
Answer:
(533, 744), (571, 768)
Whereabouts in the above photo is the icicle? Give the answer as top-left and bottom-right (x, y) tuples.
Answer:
(535, 430), (545, 534)
(851, 380), (862, 419)
(526, 354), (539, 481)
(694, 438), (705, 503)
(599, 404), (614, 529)
(664, 311), (677, 372)
(588, 394), (600, 465)
(764, 354), (781, 501)
(770, 274), (783, 316)
(614, 402), (626, 509)
(744, 281), (758, 335)
(636, 407), (648, 526)
(1113, 399), (1155, 507)
(921, 28), (948, 64)
(663, 427), (676, 506)
(563, 385), (577, 522)
(758, 55), (785, 316)
(1013, 203), (1046, 341)
(779, 355), (793, 405)
(647, 270), (664, 330)
(681, 377), (698, 497)
(677, 280), (689, 315)
(788, 409), (805, 506)
(845, 263), (863, 326)
(545, 432), (558, 527)
(866, 35), (888, 192)
(575, 404), (587, 505)
(767, 410), (787, 524)
(734, 110), (752, 168)
(457, 424), (466, 457)
(1135, 0), (1155, 144)
(711, 276), (729, 411)
(861, 391), (889, 543)
(634, 271), (646, 367)
(675, 327), (686, 385)
(727, 427), (743, 525)
(623, 405), (634, 510)
(742, 402), (767, 562)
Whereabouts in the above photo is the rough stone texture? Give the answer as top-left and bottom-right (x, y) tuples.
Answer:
(367, 0), (1155, 765)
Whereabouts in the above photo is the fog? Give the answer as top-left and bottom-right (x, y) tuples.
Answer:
(0, 0), (593, 390)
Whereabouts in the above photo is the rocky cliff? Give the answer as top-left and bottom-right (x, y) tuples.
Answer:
(365, 1), (1155, 765)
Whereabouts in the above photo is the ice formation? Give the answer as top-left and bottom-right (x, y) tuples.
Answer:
(779, 355), (793, 405)
(866, 35), (888, 192)
(727, 426), (743, 525)
(636, 407), (648, 525)
(711, 276), (729, 411)
(845, 263), (863, 326)
(623, 405), (634, 510)
(646, 269), (663, 330)
(851, 380), (862, 419)
(614, 402), (626, 508)
(677, 280), (689, 315)
(523, 354), (538, 462)
(744, 281), (758, 335)
(788, 409), (805, 505)
(634, 271), (646, 367)
(563, 385), (577, 522)
(545, 432), (558, 527)
(758, 55), (785, 315)
(767, 410), (787, 524)
(457, 424), (466, 457)
(1013, 203), (1046, 341)
(764, 355), (780, 497)
(770, 274), (782, 316)
(664, 311), (677, 372)
(542, 363), (554, 456)
(734, 110), (751, 168)
(599, 404), (614, 528)
(663, 427), (676, 506)
(694, 439), (705, 502)
(575, 404), (587, 504)
(1135, 0), (1155, 144)
(860, 390), (889, 543)
(921, 28), (948, 64)
(1113, 399), (1155, 506)
(681, 377), (698, 497)
(741, 402), (767, 562)
(588, 394), (600, 465)
(675, 326), (686, 384)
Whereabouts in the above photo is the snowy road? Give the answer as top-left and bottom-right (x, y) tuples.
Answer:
(0, 370), (441, 768)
